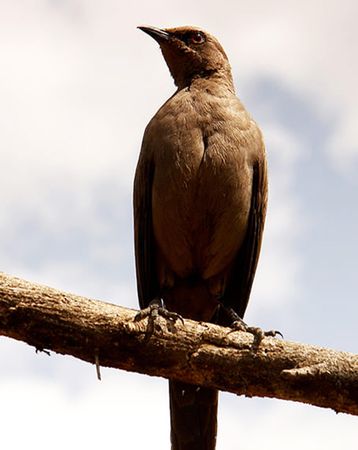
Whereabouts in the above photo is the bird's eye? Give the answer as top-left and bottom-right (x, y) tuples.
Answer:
(190, 31), (206, 45)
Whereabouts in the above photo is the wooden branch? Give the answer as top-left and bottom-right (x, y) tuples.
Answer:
(0, 272), (357, 415)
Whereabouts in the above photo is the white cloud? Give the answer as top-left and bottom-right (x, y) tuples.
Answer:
(0, 372), (169, 450)
(327, 110), (358, 174)
(0, 371), (356, 450)
(226, 1), (358, 171)
(249, 123), (305, 317)
(219, 394), (357, 450)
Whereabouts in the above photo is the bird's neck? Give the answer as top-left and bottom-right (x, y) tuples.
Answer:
(178, 68), (235, 95)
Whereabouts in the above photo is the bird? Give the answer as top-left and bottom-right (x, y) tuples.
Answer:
(134, 25), (268, 450)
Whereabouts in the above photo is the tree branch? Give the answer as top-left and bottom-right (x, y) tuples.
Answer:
(0, 272), (357, 415)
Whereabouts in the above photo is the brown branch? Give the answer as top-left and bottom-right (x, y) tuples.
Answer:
(0, 271), (357, 415)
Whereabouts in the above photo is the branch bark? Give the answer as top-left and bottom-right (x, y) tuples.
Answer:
(0, 272), (357, 415)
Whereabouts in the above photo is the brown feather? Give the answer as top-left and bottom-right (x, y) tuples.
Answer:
(134, 25), (267, 450)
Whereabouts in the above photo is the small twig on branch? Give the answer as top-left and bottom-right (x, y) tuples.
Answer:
(0, 272), (357, 415)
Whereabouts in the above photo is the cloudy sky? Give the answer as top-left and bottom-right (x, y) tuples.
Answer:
(1, 0), (357, 448)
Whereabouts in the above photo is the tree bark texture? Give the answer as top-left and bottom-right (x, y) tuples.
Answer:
(0, 272), (357, 415)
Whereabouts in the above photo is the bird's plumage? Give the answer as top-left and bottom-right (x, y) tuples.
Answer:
(134, 25), (267, 450)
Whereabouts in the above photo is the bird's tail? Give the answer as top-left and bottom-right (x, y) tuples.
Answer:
(169, 380), (218, 450)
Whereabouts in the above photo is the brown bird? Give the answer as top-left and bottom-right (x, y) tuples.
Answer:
(134, 25), (268, 450)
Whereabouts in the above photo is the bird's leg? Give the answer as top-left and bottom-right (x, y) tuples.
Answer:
(225, 307), (283, 348)
(134, 297), (184, 339)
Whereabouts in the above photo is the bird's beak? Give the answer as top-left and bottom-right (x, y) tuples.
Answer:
(138, 26), (170, 43)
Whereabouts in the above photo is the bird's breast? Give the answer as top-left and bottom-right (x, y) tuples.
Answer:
(149, 93), (254, 281)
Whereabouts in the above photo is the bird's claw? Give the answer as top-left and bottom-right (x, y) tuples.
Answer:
(226, 311), (283, 348)
(134, 298), (184, 339)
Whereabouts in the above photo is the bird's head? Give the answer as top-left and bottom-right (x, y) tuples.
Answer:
(138, 25), (233, 89)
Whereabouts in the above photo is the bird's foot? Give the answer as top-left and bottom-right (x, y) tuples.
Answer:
(134, 298), (184, 340)
(226, 308), (283, 348)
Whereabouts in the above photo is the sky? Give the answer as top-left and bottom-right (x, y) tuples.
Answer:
(1, 0), (357, 448)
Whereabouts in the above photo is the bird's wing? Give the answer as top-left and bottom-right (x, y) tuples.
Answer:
(133, 149), (159, 309)
(223, 155), (268, 318)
